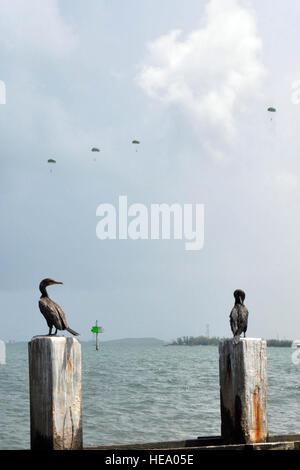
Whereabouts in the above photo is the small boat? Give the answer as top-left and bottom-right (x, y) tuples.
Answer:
(291, 340), (300, 349)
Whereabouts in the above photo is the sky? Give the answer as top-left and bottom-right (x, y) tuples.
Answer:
(1, 0), (300, 342)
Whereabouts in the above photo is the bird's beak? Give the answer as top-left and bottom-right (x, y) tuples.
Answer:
(50, 281), (63, 285)
(239, 296), (243, 304)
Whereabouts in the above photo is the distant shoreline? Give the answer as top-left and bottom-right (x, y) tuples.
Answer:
(4, 337), (293, 347)
(167, 336), (293, 348)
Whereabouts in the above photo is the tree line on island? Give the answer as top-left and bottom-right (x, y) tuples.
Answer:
(168, 336), (292, 347)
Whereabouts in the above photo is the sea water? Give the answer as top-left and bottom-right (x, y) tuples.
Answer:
(0, 342), (299, 449)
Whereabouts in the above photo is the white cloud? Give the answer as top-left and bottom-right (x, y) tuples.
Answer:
(0, 0), (77, 58)
(265, 171), (299, 192)
(137, 0), (266, 155)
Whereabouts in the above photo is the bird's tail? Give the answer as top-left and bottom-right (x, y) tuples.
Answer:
(233, 334), (240, 345)
(66, 327), (80, 336)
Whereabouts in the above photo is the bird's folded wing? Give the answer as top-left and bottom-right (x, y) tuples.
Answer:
(230, 306), (238, 333)
(39, 298), (67, 330)
(51, 300), (69, 329)
(39, 299), (61, 328)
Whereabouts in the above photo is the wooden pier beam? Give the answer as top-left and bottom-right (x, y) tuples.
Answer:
(219, 338), (268, 444)
(28, 336), (82, 450)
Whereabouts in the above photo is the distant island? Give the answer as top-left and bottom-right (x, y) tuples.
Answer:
(266, 339), (292, 347)
(101, 337), (167, 347)
(168, 336), (293, 347)
(168, 336), (220, 346)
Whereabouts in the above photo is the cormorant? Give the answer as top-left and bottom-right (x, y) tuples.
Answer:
(230, 289), (248, 344)
(39, 278), (79, 336)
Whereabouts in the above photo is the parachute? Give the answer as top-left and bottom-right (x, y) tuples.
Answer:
(267, 107), (276, 122)
(91, 147), (100, 161)
(47, 158), (56, 173)
(132, 140), (140, 152)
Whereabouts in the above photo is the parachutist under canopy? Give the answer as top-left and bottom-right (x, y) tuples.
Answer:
(39, 278), (79, 336)
(229, 289), (249, 344)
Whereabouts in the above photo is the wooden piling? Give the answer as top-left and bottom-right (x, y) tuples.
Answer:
(28, 336), (82, 450)
(219, 338), (268, 444)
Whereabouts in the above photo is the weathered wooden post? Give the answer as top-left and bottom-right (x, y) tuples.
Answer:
(28, 336), (82, 450)
(219, 338), (268, 444)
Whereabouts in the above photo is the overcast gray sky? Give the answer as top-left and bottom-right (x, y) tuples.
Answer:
(1, 0), (300, 342)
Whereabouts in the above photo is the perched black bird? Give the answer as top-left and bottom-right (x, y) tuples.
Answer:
(230, 289), (248, 344)
(39, 278), (79, 336)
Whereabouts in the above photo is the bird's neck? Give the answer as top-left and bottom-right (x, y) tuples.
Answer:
(40, 286), (49, 298)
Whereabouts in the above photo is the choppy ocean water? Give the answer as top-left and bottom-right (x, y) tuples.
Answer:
(0, 342), (299, 449)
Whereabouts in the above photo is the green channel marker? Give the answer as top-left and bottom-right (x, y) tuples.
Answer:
(91, 321), (103, 350)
